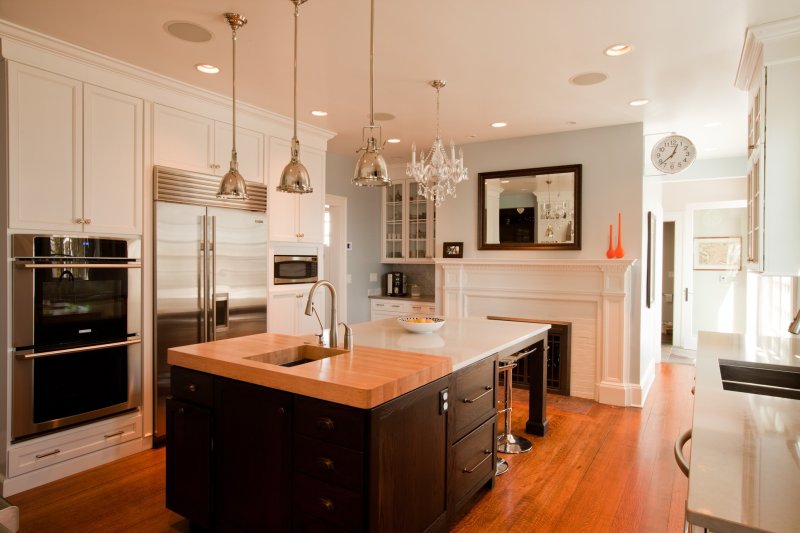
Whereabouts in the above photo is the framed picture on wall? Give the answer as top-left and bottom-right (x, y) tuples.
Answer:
(693, 236), (742, 271)
(443, 242), (463, 258)
(646, 211), (657, 308)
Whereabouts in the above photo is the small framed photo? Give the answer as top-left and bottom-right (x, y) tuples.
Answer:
(443, 242), (463, 258)
(693, 236), (742, 271)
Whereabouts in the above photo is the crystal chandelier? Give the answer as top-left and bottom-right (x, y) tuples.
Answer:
(406, 80), (468, 207)
(540, 178), (568, 220)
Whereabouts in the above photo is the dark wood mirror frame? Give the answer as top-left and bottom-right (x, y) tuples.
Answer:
(478, 164), (582, 250)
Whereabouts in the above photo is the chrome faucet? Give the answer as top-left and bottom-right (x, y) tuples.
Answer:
(305, 280), (339, 348)
(790, 309), (800, 335)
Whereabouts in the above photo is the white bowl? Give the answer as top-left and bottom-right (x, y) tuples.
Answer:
(397, 316), (445, 334)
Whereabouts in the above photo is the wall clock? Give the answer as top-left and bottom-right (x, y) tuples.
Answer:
(650, 134), (696, 174)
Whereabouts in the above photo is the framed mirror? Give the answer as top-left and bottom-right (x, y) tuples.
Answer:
(478, 164), (581, 250)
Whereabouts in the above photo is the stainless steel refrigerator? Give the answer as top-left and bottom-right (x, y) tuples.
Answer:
(153, 166), (268, 441)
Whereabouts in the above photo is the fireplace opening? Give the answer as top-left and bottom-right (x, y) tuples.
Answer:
(501, 321), (571, 396)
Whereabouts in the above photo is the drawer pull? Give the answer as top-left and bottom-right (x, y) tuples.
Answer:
(277, 406), (286, 415)
(316, 456), (335, 471)
(104, 430), (124, 439)
(319, 497), (335, 512)
(516, 346), (537, 357)
(463, 386), (493, 403)
(35, 449), (60, 459)
(316, 417), (335, 431)
(463, 450), (492, 473)
(187, 384), (197, 392)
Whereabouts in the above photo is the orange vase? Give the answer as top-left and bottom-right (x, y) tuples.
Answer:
(614, 212), (625, 258)
(606, 224), (615, 258)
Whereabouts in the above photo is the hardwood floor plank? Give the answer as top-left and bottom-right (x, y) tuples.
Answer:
(7, 363), (695, 533)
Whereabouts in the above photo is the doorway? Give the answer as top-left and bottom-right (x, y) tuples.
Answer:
(324, 195), (348, 323)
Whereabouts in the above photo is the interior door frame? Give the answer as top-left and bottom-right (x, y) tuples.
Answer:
(662, 211), (682, 347)
(324, 194), (348, 324)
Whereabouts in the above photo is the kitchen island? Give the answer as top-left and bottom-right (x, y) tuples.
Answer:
(166, 317), (550, 532)
(687, 331), (800, 533)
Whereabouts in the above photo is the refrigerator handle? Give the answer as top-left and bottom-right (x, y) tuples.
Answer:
(201, 214), (209, 343)
(211, 215), (217, 341)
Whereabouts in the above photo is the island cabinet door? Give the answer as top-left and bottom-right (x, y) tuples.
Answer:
(165, 398), (212, 529)
(367, 375), (451, 533)
(213, 377), (293, 533)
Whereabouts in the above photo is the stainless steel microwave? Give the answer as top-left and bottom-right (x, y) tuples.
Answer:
(274, 255), (318, 285)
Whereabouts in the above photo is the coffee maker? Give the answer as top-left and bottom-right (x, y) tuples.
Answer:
(386, 272), (408, 296)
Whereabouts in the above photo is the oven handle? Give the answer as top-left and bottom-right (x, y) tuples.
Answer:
(18, 262), (141, 269)
(15, 337), (142, 360)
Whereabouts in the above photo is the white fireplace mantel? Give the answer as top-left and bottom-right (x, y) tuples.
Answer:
(435, 258), (637, 406)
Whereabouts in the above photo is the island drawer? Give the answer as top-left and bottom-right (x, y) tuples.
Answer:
(294, 434), (364, 492)
(448, 416), (496, 507)
(450, 355), (498, 443)
(171, 366), (213, 407)
(293, 473), (364, 532)
(295, 396), (366, 451)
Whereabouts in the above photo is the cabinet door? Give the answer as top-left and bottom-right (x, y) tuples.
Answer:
(153, 104), (215, 174)
(214, 122), (265, 183)
(214, 378), (292, 533)
(297, 146), (326, 243)
(382, 182), (405, 261)
(82, 85), (143, 234)
(166, 398), (212, 529)
(268, 289), (302, 334)
(268, 137), (300, 242)
(8, 63), (83, 231)
(407, 183), (431, 260)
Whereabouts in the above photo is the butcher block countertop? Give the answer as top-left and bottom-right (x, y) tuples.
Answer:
(168, 317), (548, 409)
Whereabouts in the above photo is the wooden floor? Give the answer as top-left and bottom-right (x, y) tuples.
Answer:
(8, 363), (694, 533)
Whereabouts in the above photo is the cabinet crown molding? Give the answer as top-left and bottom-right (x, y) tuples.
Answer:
(736, 16), (800, 90)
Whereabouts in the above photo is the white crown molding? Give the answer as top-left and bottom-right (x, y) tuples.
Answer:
(736, 15), (800, 89)
(0, 19), (336, 143)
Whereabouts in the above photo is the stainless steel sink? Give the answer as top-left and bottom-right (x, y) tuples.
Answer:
(719, 359), (800, 400)
(245, 345), (348, 367)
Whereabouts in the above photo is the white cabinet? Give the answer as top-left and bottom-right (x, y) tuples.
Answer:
(7, 63), (143, 234)
(382, 179), (435, 263)
(153, 104), (265, 183)
(739, 20), (800, 275)
(370, 298), (435, 321)
(268, 287), (325, 336)
(267, 137), (325, 243)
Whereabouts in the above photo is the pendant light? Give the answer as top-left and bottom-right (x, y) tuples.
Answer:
(277, 0), (313, 194)
(352, 0), (390, 186)
(217, 13), (249, 199)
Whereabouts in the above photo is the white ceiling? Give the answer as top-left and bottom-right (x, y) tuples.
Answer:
(1, 1), (798, 164)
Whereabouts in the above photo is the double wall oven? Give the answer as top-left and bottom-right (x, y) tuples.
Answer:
(11, 235), (142, 442)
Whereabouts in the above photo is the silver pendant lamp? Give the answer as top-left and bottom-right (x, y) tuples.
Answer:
(217, 12), (249, 199)
(352, 0), (390, 186)
(277, 0), (313, 194)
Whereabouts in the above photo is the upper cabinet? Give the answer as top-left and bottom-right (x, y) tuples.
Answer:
(382, 178), (435, 263)
(153, 104), (265, 183)
(737, 19), (800, 275)
(7, 63), (143, 234)
(267, 137), (325, 244)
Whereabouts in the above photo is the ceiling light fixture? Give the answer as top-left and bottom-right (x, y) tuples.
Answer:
(604, 44), (632, 56)
(277, 0), (313, 194)
(216, 13), (249, 199)
(353, 0), (390, 187)
(491, 122), (508, 128)
(195, 63), (219, 74)
(407, 80), (468, 207)
(386, 138), (401, 144)
(629, 99), (649, 106)
(311, 110), (328, 117)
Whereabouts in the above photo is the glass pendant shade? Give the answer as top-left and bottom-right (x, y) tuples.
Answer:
(352, 0), (390, 187)
(277, 0), (313, 194)
(217, 12), (248, 199)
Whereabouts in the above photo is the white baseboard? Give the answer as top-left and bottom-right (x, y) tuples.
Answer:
(597, 381), (632, 406)
(631, 360), (656, 407)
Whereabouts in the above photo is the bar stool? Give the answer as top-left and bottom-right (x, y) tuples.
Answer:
(496, 352), (533, 454)
(495, 456), (509, 476)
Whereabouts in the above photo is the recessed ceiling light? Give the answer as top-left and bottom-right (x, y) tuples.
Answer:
(569, 72), (608, 86)
(491, 122), (508, 128)
(195, 64), (219, 74)
(311, 110), (328, 117)
(466, 134), (477, 139)
(604, 44), (632, 57)
(704, 121), (721, 128)
(386, 138), (401, 144)
(165, 21), (213, 43)
(629, 99), (649, 106)
(566, 121), (577, 125)
(373, 112), (395, 121)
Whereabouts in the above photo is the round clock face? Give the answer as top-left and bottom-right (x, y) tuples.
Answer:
(650, 135), (696, 174)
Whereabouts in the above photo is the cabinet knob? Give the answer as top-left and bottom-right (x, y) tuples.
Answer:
(316, 417), (335, 431)
(316, 456), (334, 471)
(75, 217), (84, 224)
(277, 406), (286, 415)
(84, 218), (91, 224)
(319, 497), (335, 512)
(187, 384), (197, 392)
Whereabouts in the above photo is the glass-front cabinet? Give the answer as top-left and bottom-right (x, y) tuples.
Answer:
(382, 178), (435, 263)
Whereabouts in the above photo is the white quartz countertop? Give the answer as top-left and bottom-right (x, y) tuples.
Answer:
(351, 317), (550, 371)
(688, 331), (800, 533)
